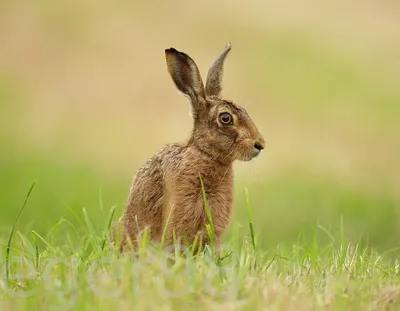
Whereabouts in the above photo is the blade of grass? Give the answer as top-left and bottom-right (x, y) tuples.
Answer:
(30, 231), (39, 271)
(0, 243), (32, 258)
(31, 230), (56, 253)
(245, 188), (256, 251)
(139, 227), (150, 253)
(5, 180), (36, 281)
(47, 218), (73, 245)
(101, 205), (116, 251)
(82, 207), (101, 254)
(199, 174), (215, 248)
(160, 204), (175, 250)
(190, 234), (199, 256)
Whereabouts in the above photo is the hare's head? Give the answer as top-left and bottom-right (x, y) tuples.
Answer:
(165, 43), (265, 164)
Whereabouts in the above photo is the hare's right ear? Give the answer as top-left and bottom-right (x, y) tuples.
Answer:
(165, 48), (206, 117)
(205, 42), (232, 97)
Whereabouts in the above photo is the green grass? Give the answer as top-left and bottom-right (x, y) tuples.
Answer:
(0, 186), (399, 311)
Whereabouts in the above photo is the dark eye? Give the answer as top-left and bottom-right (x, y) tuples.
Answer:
(219, 113), (233, 125)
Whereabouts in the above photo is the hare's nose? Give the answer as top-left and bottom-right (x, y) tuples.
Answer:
(254, 142), (264, 151)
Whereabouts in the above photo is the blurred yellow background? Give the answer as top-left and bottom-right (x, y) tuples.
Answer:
(1, 1), (399, 249)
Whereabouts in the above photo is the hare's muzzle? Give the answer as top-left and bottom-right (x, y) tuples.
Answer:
(251, 137), (265, 158)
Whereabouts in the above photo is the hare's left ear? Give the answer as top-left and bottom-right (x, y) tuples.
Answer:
(165, 48), (206, 117)
(205, 42), (232, 97)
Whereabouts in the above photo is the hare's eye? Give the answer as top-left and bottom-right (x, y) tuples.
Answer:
(219, 113), (233, 125)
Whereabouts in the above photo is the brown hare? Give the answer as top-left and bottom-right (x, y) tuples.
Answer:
(112, 43), (265, 252)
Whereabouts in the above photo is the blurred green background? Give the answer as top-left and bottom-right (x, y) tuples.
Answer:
(1, 1), (399, 250)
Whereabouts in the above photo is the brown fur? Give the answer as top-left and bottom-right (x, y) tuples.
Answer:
(111, 43), (265, 251)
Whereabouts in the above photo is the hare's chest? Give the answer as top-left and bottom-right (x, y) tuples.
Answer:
(166, 163), (234, 240)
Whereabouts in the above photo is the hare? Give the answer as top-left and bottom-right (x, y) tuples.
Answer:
(112, 43), (265, 252)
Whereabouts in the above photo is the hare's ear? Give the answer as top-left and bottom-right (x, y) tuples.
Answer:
(165, 48), (206, 116)
(205, 42), (232, 97)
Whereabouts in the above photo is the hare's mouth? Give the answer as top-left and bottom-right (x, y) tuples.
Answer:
(238, 148), (261, 162)
(252, 149), (261, 158)
(249, 147), (261, 159)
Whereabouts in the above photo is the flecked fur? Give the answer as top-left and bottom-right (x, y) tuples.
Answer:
(112, 43), (265, 251)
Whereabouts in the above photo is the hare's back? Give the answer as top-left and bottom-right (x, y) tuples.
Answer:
(124, 144), (184, 232)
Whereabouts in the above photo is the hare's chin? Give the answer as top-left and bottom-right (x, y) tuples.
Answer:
(238, 149), (260, 162)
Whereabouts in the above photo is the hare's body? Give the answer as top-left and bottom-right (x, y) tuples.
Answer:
(118, 142), (233, 250)
(112, 43), (264, 251)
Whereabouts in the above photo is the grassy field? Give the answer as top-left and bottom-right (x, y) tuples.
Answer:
(0, 184), (399, 311)
(1, 1), (400, 310)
